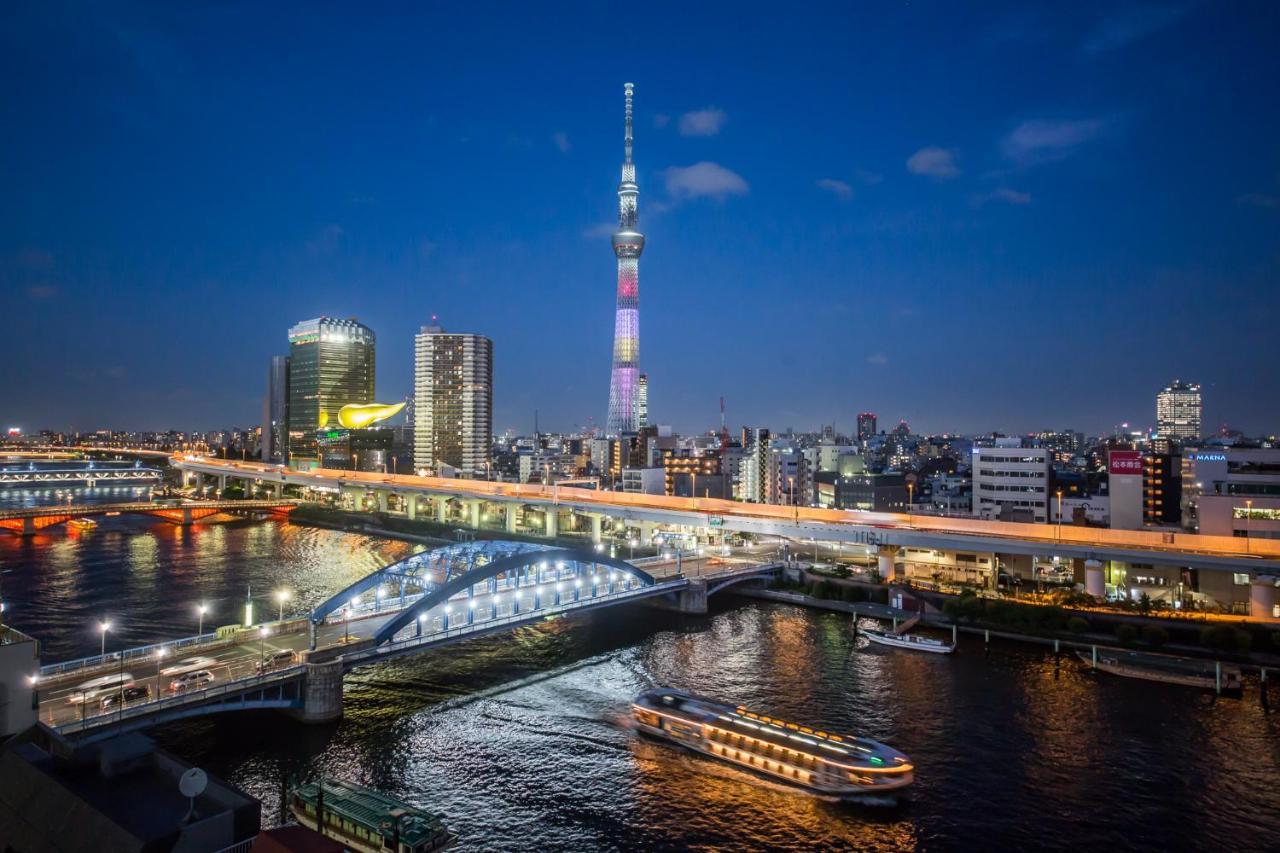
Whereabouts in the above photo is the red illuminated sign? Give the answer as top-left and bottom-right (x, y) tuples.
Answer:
(1109, 450), (1143, 476)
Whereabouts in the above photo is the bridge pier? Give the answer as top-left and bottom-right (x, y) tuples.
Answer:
(645, 579), (707, 615)
(873, 545), (900, 581)
(590, 513), (603, 545)
(1084, 559), (1105, 599)
(436, 497), (448, 524)
(405, 495), (417, 521)
(469, 500), (482, 529)
(376, 490), (389, 513)
(284, 658), (344, 724)
(1250, 575), (1277, 620)
(505, 503), (519, 534)
(545, 508), (558, 538)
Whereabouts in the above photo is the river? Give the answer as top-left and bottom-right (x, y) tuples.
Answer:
(0, 494), (1277, 851)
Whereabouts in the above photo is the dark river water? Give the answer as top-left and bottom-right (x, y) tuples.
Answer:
(1, 489), (1278, 852)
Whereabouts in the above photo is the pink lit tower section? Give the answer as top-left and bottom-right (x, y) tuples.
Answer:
(606, 82), (644, 436)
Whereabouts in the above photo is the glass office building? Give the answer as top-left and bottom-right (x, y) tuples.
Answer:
(287, 317), (376, 463)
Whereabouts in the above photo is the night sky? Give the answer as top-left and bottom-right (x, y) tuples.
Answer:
(4, 2), (1278, 437)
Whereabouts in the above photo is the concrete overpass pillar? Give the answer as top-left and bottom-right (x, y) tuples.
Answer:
(436, 498), (448, 523)
(194, 472), (204, 492)
(405, 496), (417, 521)
(1250, 576), (1277, 620)
(343, 486), (363, 510)
(217, 475), (227, 494)
(271, 481), (283, 498)
(545, 508), (558, 538)
(1084, 559), (1105, 599)
(469, 500), (482, 529)
(590, 513), (603, 545)
(873, 545), (900, 581)
(505, 503), (519, 533)
(286, 659), (344, 724)
(376, 490), (389, 513)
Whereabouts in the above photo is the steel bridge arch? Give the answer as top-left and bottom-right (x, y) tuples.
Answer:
(309, 540), (553, 627)
(369, 547), (657, 647)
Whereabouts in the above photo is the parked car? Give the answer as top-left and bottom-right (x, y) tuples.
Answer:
(255, 650), (298, 674)
(68, 672), (135, 704)
(169, 670), (215, 693)
(100, 685), (151, 710)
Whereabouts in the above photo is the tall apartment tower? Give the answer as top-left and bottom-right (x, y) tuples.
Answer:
(286, 317), (375, 462)
(605, 83), (644, 436)
(857, 412), (878, 442)
(262, 355), (290, 463)
(637, 374), (649, 429)
(414, 325), (493, 477)
(1156, 380), (1202, 442)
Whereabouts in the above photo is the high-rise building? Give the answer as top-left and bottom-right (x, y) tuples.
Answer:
(262, 355), (290, 463)
(1156, 380), (1202, 442)
(286, 318), (375, 462)
(857, 412), (877, 442)
(971, 441), (1051, 523)
(605, 83), (644, 436)
(637, 373), (649, 429)
(414, 324), (493, 477)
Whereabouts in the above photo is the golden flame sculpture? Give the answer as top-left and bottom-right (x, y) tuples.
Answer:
(337, 401), (406, 429)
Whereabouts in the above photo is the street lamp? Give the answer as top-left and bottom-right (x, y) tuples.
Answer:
(197, 603), (208, 636)
(155, 646), (168, 697)
(1246, 499), (1254, 550)
(1056, 489), (1064, 540)
(99, 620), (111, 658)
(275, 589), (291, 622)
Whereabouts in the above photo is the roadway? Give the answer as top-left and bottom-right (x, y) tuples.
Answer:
(176, 456), (1280, 573)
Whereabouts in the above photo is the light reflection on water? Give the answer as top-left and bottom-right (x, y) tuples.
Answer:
(2, 514), (1279, 851)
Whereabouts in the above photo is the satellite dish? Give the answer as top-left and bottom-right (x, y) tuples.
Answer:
(179, 768), (208, 799)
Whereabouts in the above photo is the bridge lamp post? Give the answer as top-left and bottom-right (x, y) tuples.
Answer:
(492, 595), (499, 619)
(197, 603), (208, 636)
(467, 600), (475, 625)
(554, 583), (562, 606)
(154, 647), (167, 698)
(573, 579), (581, 602)
(629, 538), (637, 559)
(98, 620), (111, 658)
(275, 589), (291, 623)
(258, 626), (269, 671)
(443, 605), (452, 630)
(534, 586), (542, 609)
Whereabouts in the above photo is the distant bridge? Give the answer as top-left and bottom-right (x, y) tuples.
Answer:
(0, 499), (298, 535)
(35, 541), (781, 741)
(0, 466), (163, 487)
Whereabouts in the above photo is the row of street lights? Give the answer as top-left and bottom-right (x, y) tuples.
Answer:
(95, 588), (294, 659)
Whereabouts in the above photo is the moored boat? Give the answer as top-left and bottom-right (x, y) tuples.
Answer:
(859, 627), (955, 654)
(631, 688), (913, 797)
(289, 776), (454, 852)
(67, 518), (97, 531)
(1077, 649), (1242, 692)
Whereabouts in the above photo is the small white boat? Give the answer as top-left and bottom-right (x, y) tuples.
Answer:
(859, 626), (955, 654)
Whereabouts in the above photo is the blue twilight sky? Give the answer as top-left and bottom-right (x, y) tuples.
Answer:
(3, 1), (1279, 438)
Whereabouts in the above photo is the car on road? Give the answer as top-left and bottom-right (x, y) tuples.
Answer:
(255, 650), (298, 674)
(100, 685), (151, 710)
(169, 670), (215, 693)
(68, 672), (135, 704)
(160, 656), (218, 677)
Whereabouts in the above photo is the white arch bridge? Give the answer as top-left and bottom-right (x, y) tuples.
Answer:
(39, 541), (781, 742)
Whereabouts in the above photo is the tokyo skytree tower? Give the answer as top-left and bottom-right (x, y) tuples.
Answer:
(605, 82), (644, 436)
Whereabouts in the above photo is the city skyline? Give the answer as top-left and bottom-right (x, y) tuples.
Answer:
(4, 3), (1280, 436)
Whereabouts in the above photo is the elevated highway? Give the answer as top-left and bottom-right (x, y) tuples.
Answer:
(174, 457), (1280, 578)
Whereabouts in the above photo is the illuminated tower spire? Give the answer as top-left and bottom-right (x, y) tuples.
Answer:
(606, 82), (644, 436)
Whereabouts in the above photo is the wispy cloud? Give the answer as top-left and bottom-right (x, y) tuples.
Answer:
(815, 178), (854, 200)
(1236, 192), (1280, 209)
(976, 187), (1032, 206)
(678, 107), (727, 137)
(907, 147), (960, 179)
(1002, 118), (1106, 165)
(663, 162), (749, 201)
(552, 131), (571, 153)
(867, 352), (889, 366)
(1083, 3), (1193, 53)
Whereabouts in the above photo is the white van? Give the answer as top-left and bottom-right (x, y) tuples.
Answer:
(68, 672), (135, 704)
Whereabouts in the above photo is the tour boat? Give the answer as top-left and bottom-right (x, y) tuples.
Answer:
(631, 688), (913, 797)
(1076, 650), (1243, 693)
(858, 627), (955, 654)
(289, 776), (454, 853)
(67, 518), (98, 531)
